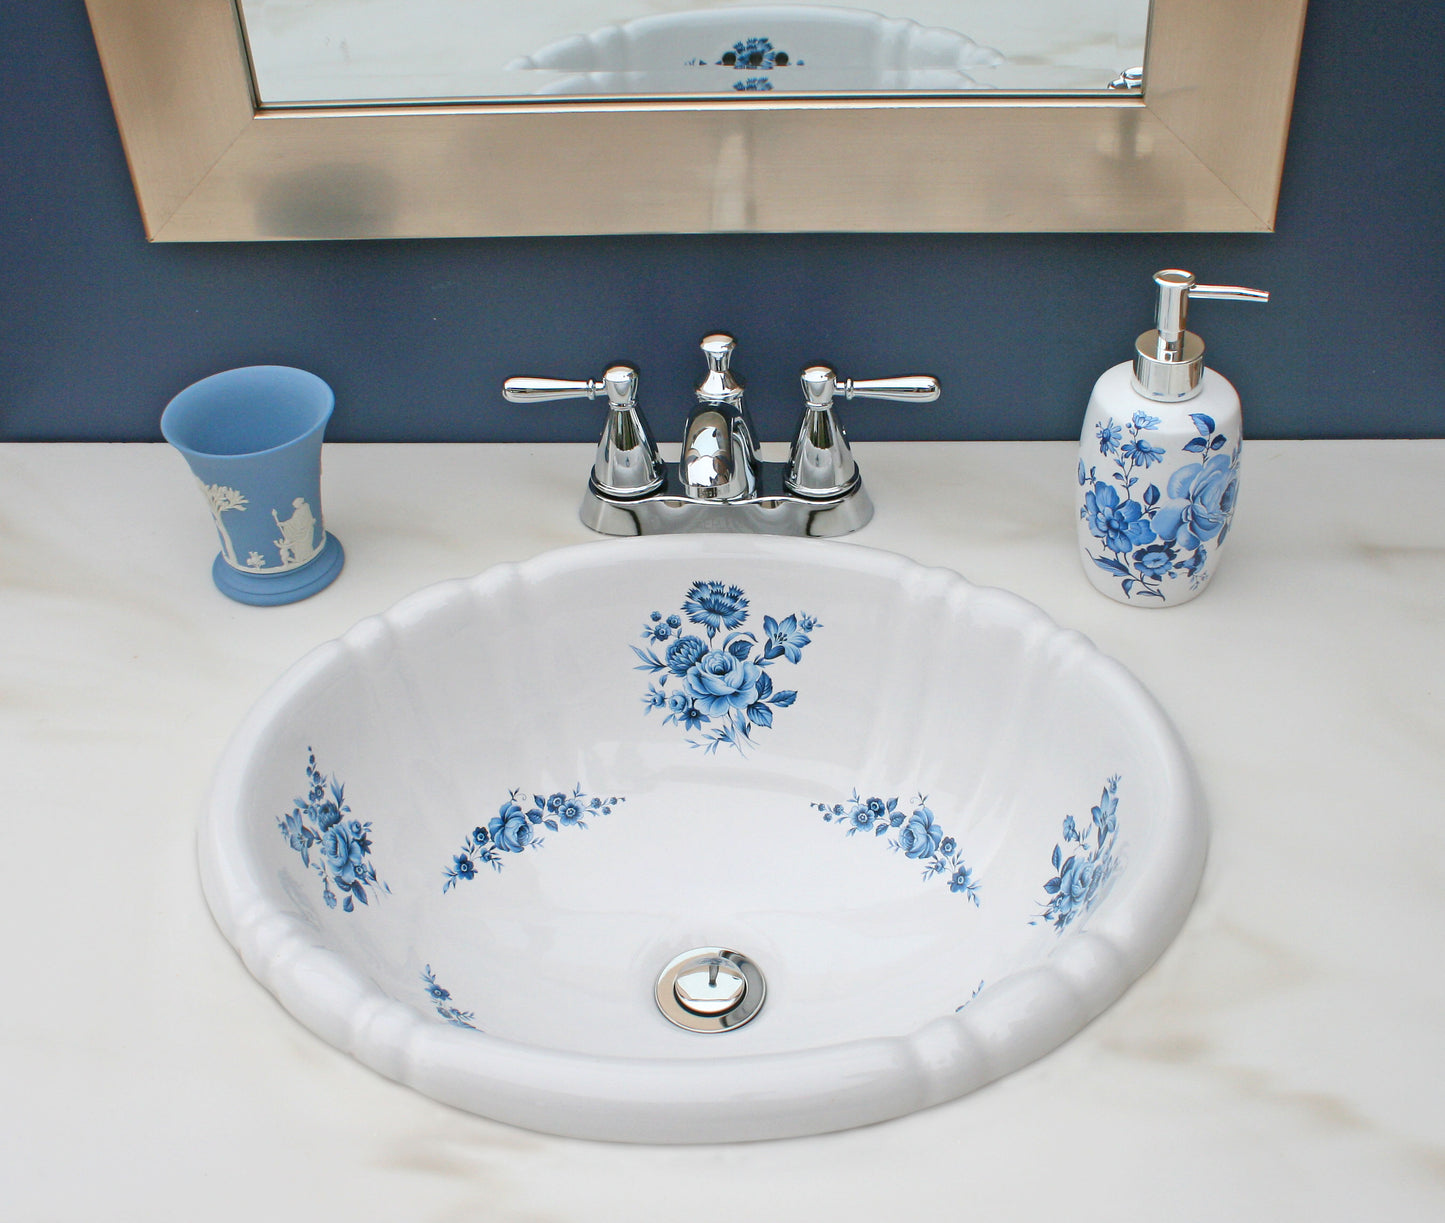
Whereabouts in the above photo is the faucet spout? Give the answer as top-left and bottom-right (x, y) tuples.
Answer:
(681, 334), (757, 500)
(682, 409), (744, 498)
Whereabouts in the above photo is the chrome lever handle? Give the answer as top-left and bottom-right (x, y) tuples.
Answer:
(789, 367), (940, 500)
(838, 374), (941, 403)
(800, 366), (940, 407)
(502, 376), (605, 403)
(504, 365), (642, 409)
(503, 365), (661, 496)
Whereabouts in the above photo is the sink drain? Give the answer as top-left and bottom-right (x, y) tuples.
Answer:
(655, 948), (766, 1033)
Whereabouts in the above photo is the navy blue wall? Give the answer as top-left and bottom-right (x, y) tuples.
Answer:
(2, 3), (1442, 443)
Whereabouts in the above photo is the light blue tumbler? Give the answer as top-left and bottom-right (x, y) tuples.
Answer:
(161, 366), (345, 605)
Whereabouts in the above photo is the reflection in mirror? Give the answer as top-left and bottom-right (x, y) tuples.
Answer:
(238, 0), (1150, 103)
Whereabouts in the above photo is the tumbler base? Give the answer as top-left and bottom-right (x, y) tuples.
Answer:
(211, 534), (344, 606)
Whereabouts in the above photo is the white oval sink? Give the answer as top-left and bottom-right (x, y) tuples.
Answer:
(200, 535), (1204, 1143)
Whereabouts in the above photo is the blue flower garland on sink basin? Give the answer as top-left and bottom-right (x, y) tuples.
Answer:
(443, 786), (624, 889)
(634, 580), (819, 756)
(812, 792), (981, 901)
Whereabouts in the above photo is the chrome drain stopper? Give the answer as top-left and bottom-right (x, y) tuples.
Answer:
(655, 948), (766, 1033)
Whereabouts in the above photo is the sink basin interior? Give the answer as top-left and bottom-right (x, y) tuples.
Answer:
(201, 535), (1204, 1142)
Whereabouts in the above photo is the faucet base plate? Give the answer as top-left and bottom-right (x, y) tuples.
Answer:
(580, 467), (873, 537)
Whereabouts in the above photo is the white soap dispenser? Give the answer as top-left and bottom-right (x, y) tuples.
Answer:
(1077, 269), (1268, 606)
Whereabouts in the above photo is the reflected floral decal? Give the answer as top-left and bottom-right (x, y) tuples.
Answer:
(684, 34), (803, 80)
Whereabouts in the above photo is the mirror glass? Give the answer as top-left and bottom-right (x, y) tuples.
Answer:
(238, 0), (1150, 103)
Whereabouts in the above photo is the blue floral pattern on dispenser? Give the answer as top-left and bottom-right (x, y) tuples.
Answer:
(1076, 270), (1266, 607)
(1079, 410), (1241, 600)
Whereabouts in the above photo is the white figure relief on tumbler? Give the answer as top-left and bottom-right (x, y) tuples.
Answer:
(265, 497), (323, 570)
(199, 481), (248, 567)
(198, 479), (322, 573)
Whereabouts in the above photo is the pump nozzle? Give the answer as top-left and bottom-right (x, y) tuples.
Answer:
(1134, 269), (1269, 401)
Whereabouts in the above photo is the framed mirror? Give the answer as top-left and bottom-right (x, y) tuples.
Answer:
(85, 0), (1307, 240)
(237, 2), (1155, 102)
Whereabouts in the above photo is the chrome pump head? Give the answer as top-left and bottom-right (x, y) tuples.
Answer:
(1132, 269), (1269, 402)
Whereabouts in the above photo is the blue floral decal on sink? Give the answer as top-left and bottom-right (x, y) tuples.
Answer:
(955, 980), (986, 1012)
(1037, 775), (1122, 930)
(443, 786), (624, 889)
(812, 792), (981, 901)
(1080, 411), (1240, 600)
(421, 964), (477, 1029)
(277, 749), (388, 912)
(634, 581), (819, 756)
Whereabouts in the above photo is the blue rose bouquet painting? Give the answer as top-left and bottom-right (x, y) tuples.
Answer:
(1080, 410), (1240, 601)
(633, 580), (819, 756)
(277, 749), (388, 912)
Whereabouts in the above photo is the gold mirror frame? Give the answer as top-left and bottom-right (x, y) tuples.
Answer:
(85, 0), (1307, 240)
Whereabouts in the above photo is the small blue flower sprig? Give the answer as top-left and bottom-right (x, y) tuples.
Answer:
(634, 580), (819, 756)
(1036, 775), (1122, 931)
(443, 786), (623, 889)
(421, 965), (477, 1029)
(1080, 410), (1240, 600)
(812, 792), (981, 902)
(277, 749), (388, 912)
(955, 980), (986, 1012)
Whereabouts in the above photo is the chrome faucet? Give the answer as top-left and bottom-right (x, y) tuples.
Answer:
(681, 334), (758, 500)
(504, 333), (939, 537)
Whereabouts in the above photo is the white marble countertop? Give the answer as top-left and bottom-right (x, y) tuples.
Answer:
(3, 441), (1442, 1221)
